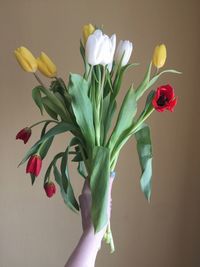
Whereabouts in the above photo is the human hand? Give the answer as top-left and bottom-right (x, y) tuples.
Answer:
(79, 172), (115, 233)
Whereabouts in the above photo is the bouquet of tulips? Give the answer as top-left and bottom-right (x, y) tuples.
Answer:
(15, 24), (180, 252)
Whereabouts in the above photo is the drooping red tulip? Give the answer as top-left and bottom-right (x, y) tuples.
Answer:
(26, 155), (42, 177)
(16, 127), (32, 144)
(152, 84), (177, 112)
(44, 182), (56, 198)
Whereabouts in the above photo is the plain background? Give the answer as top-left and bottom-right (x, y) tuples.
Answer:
(0, 0), (200, 266)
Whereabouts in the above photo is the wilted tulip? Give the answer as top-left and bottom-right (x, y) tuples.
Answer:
(152, 44), (167, 69)
(44, 182), (56, 198)
(115, 40), (133, 66)
(83, 24), (95, 45)
(16, 127), (32, 144)
(85, 29), (116, 66)
(37, 52), (57, 78)
(14, 46), (37, 73)
(26, 155), (42, 177)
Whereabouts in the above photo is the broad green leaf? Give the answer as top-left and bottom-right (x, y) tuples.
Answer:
(90, 146), (110, 232)
(60, 146), (79, 212)
(108, 86), (137, 151)
(53, 165), (79, 212)
(19, 122), (78, 166)
(32, 87), (43, 114)
(135, 124), (153, 201)
(42, 97), (58, 120)
(34, 86), (69, 121)
(69, 74), (95, 146)
(110, 90), (154, 162)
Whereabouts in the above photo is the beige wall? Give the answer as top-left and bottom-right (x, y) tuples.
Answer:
(0, 0), (200, 266)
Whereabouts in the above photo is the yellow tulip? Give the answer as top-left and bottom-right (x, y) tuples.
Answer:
(37, 52), (57, 78)
(14, 46), (37, 73)
(83, 24), (95, 45)
(152, 44), (167, 69)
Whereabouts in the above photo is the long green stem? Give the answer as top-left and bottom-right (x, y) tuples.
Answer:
(96, 66), (106, 145)
(33, 73), (47, 89)
(29, 120), (58, 129)
(86, 65), (93, 81)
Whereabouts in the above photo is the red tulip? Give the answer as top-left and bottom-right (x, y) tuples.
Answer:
(152, 84), (177, 112)
(26, 155), (42, 177)
(44, 182), (56, 198)
(16, 127), (32, 144)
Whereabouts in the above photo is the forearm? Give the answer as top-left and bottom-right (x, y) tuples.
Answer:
(65, 174), (115, 267)
(65, 227), (106, 267)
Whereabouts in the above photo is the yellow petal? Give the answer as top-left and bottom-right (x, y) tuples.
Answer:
(14, 46), (37, 72)
(83, 24), (95, 45)
(37, 52), (57, 78)
(15, 50), (33, 72)
(152, 44), (167, 68)
(37, 58), (52, 78)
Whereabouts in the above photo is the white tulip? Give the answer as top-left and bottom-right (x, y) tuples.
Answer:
(115, 40), (133, 66)
(85, 29), (116, 66)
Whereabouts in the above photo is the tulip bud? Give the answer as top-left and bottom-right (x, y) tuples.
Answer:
(115, 40), (133, 67)
(85, 29), (116, 66)
(83, 24), (95, 45)
(44, 182), (56, 198)
(37, 52), (57, 78)
(14, 46), (37, 73)
(16, 127), (32, 144)
(26, 155), (42, 177)
(152, 44), (167, 69)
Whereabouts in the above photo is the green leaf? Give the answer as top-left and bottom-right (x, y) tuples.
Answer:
(102, 99), (117, 145)
(112, 63), (139, 100)
(40, 121), (52, 138)
(39, 137), (54, 159)
(34, 86), (69, 121)
(43, 152), (63, 185)
(53, 165), (79, 212)
(42, 97), (58, 120)
(32, 87), (43, 114)
(135, 124), (153, 201)
(90, 146), (110, 232)
(108, 86), (137, 151)
(139, 90), (155, 120)
(135, 65), (181, 101)
(19, 122), (77, 166)
(68, 74), (95, 146)
(30, 173), (36, 185)
(60, 146), (79, 212)
(72, 152), (82, 162)
(77, 161), (87, 179)
(110, 90), (154, 164)
(135, 63), (152, 101)
(147, 69), (182, 89)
